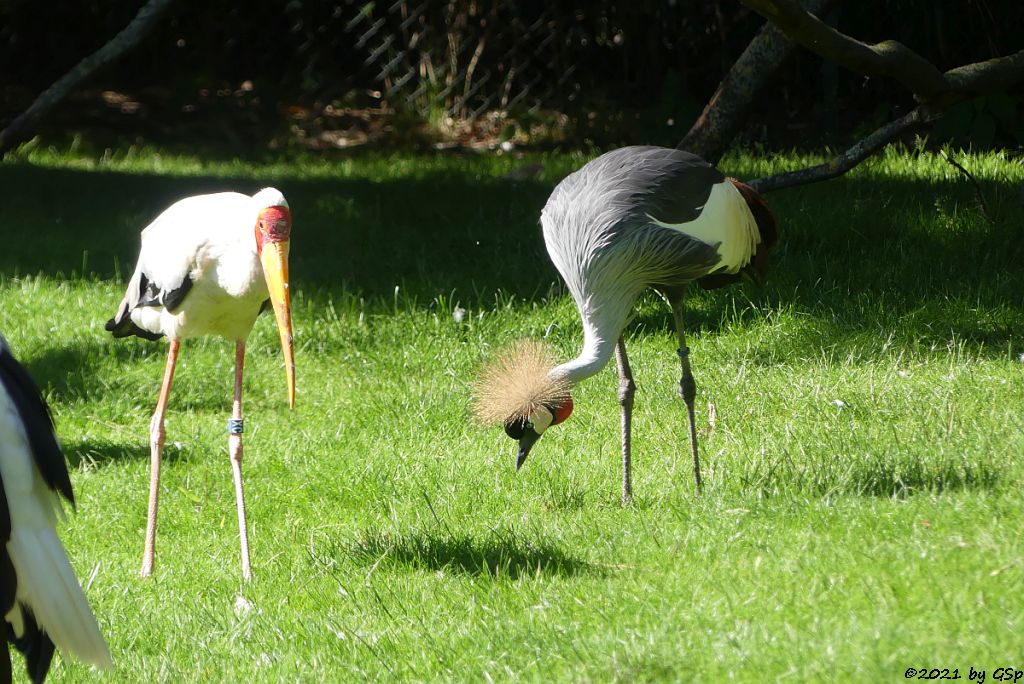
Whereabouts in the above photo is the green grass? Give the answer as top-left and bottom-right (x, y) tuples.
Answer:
(1, 142), (1023, 682)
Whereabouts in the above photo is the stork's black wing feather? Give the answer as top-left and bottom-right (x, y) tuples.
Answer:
(0, 497), (56, 684)
(0, 462), (17, 651)
(0, 343), (61, 683)
(105, 264), (193, 341)
(10, 608), (55, 684)
(139, 272), (193, 312)
(0, 346), (74, 504)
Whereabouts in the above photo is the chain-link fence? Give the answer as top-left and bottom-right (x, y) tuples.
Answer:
(311, 0), (721, 124)
(5, 1), (1017, 148)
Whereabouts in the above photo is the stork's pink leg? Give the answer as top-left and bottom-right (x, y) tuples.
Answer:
(671, 302), (702, 493)
(614, 337), (636, 505)
(229, 340), (253, 581)
(142, 339), (180, 577)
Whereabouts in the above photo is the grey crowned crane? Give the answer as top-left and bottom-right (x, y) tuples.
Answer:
(105, 188), (296, 581)
(474, 146), (777, 503)
(0, 334), (112, 681)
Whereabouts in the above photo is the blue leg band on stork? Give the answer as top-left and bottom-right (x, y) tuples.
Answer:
(677, 347), (691, 360)
(228, 419), (244, 435)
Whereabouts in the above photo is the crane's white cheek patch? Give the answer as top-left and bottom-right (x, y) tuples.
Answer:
(529, 407), (554, 434)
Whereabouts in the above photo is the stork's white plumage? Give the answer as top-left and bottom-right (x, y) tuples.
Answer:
(0, 334), (112, 682)
(106, 187), (296, 581)
(474, 146), (778, 503)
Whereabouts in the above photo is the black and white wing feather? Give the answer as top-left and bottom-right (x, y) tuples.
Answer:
(105, 191), (259, 341)
(0, 336), (112, 681)
(104, 201), (199, 342)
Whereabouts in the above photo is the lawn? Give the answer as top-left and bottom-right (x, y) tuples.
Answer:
(1, 142), (1022, 682)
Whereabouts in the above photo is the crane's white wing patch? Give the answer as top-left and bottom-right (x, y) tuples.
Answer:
(647, 181), (760, 274)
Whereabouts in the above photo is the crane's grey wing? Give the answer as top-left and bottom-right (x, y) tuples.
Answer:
(603, 147), (726, 283)
(543, 146), (727, 292)
(603, 146), (725, 226)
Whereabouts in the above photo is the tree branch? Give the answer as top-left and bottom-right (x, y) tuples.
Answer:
(739, 0), (949, 101)
(943, 49), (1024, 102)
(679, 0), (838, 164)
(0, 0), (175, 157)
(733, 0), (1024, 193)
(747, 107), (937, 193)
(740, 0), (1024, 108)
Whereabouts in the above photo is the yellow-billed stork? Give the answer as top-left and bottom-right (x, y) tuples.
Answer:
(105, 187), (295, 581)
(474, 146), (777, 504)
(0, 334), (112, 681)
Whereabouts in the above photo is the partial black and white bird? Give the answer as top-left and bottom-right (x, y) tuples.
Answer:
(0, 334), (112, 682)
(105, 187), (295, 581)
(474, 146), (777, 503)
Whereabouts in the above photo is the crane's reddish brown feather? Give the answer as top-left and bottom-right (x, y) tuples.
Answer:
(729, 178), (777, 281)
(472, 340), (571, 424)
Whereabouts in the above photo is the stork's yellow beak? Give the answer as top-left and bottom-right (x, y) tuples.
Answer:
(260, 240), (295, 408)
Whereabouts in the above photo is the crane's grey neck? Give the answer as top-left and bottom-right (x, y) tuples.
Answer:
(548, 306), (627, 385)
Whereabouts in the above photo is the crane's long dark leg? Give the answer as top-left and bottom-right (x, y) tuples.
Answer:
(229, 340), (253, 582)
(142, 339), (180, 577)
(614, 336), (636, 506)
(670, 300), (702, 492)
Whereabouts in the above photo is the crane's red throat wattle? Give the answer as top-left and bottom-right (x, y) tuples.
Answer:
(552, 396), (574, 425)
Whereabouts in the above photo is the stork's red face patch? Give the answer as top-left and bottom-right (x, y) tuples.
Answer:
(256, 206), (292, 252)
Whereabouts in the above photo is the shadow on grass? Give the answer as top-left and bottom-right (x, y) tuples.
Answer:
(63, 438), (149, 468)
(5, 155), (1023, 499)
(349, 527), (593, 579)
(0, 161), (556, 302)
(4, 158), (1021, 349)
(63, 431), (203, 468)
(847, 457), (1002, 498)
(20, 335), (249, 411)
(737, 445), (1004, 499)
(20, 336), (137, 399)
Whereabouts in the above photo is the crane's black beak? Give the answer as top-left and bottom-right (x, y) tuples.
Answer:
(515, 426), (542, 471)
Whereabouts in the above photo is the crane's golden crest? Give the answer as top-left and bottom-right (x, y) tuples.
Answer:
(472, 339), (570, 425)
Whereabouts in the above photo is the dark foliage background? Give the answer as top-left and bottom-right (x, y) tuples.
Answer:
(2, 0), (1022, 150)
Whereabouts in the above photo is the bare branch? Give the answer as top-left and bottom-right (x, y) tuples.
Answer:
(740, 0), (1024, 108)
(943, 49), (1024, 103)
(731, 0), (1024, 193)
(681, 0), (838, 164)
(739, 0), (949, 101)
(0, 0), (175, 157)
(748, 107), (937, 193)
